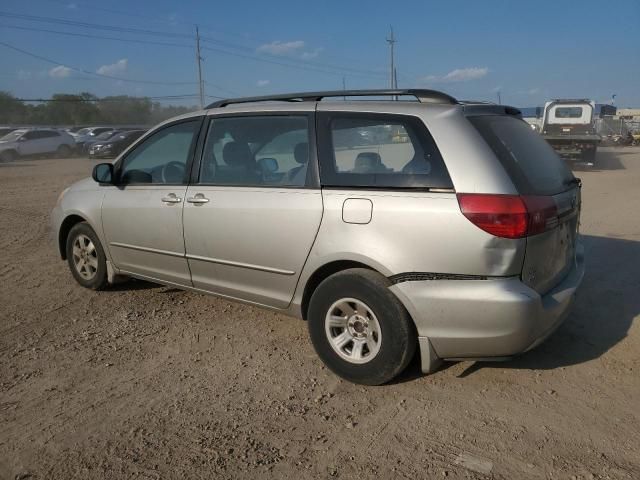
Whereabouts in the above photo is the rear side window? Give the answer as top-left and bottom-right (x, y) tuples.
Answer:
(318, 113), (452, 189)
(469, 115), (574, 196)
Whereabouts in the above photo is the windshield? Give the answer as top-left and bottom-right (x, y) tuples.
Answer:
(0, 131), (25, 142)
(96, 131), (116, 140)
(76, 128), (90, 136)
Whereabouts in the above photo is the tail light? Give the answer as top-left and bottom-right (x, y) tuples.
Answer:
(457, 193), (558, 239)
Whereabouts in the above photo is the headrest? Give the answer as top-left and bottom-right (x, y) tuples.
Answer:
(294, 142), (309, 164)
(223, 141), (254, 167)
(354, 151), (382, 170)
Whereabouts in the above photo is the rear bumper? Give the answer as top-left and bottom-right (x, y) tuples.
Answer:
(390, 242), (585, 362)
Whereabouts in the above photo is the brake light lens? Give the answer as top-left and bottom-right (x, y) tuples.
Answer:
(457, 193), (558, 239)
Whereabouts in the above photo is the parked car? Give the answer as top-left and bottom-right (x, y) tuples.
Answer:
(83, 130), (123, 154)
(0, 127), (20, 138)
(88, 129), (146, 158)
(51, 89), (585, 385)
(64, 126), (89, 134)
(72, 127), (115, 152)
(0, 128), (74, 162)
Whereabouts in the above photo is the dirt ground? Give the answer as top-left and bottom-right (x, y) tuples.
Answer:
(1, 147), (639, 479)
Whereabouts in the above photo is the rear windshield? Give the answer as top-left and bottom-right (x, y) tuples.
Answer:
(469, 115), (575, 196)
(555, 107), (583, 118)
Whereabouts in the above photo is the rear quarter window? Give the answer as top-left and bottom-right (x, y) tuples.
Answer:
(468, 115), (575, 196)
(318, 112), (452, 190)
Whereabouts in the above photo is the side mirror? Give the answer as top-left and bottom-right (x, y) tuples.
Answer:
(92, 163), (114, 184)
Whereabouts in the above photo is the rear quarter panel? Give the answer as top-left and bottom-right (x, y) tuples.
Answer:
(293, 189), (526, 312)
(292, 103), (527, 314)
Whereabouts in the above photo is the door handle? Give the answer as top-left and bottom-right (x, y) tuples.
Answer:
(187, 193), (210, 205)
(161, 193), (182, 204)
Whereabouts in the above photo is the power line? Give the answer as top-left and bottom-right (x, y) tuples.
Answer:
(0, 23), (193, 48)
(38, 0), (252, 42)
(0, 10), (387, 79)
(0, 40), (199, 86)
(0, 24), (239, 95)
(0, 11), (193, 39)
(35, 0), (384, 75)
(200, 44), (381, 78)
(15, 94), (209, 102)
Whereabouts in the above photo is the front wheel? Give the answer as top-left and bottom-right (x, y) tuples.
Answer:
(581, 147), (596, 164)
(57, 144), (72, 158)
(65, 222), (108, 290)
(0, 150), (18, 163)
(308, 268), (417, 385)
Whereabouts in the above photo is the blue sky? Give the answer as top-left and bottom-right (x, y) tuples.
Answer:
(1, 0), (638, 107)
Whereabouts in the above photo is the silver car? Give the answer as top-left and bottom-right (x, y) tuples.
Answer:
(0, 128), (74, 162)
(51, 89), (585, 385)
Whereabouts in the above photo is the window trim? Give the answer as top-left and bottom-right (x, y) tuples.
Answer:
(113, 116), (204, 187)
(316, 111), (453, 191)
(190, 111), (320, 189)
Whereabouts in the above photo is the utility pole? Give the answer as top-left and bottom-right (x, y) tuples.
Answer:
(195, 25), (205, 109)
(342, 75), (346, 101)
(497, 90), (502, 105)
(386, 26), (396, 90)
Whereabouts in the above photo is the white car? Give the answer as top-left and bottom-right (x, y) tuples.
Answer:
(0, 129), (75, 162)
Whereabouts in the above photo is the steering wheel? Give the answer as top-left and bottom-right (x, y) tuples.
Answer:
(161, 161), (185, 183)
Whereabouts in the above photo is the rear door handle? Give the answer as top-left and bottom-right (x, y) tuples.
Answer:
(161, 193), (182, 204)
(187, 193), (210, 205)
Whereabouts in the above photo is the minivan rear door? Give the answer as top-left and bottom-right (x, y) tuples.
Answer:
(468, 114), (580, 294)
(182, 112), (322, 309)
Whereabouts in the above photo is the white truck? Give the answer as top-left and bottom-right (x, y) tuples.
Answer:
(541, 99), (600, 164)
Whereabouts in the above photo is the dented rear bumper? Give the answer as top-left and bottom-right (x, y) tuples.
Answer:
(390, 242), (585, 370)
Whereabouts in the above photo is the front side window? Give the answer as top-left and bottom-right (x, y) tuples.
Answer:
(318, 113), (452, 189)
(118, 120), (200, 185)
(199, 115), (311, 187)
(555, 107), (583, 118)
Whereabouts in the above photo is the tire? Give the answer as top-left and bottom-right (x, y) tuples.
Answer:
(65, 222), (108, 290)
(56, 144), (72, 158)
(0, 150), (18, 163)
(307, 268), (417, 385)
(581, 147), (596, 164)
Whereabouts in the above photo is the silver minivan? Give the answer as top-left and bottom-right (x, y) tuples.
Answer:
(51, 89), (585, 385)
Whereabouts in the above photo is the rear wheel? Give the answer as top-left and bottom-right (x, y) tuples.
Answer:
(581, 146), (596, 164)
(56, 144), (72, 158)
(0, 150), (18, 163)
(308, 268), (417, 385)
(65, 222), (108, 290)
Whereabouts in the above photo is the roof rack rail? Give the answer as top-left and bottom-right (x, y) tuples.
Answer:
(206, 89), (458, 109)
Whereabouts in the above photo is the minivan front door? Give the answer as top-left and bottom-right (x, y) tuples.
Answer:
(101, 119), (203, 285)
(182, 114), (322, 308)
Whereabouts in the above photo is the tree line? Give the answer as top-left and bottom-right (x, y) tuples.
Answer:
(0, 91), (196, 126)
